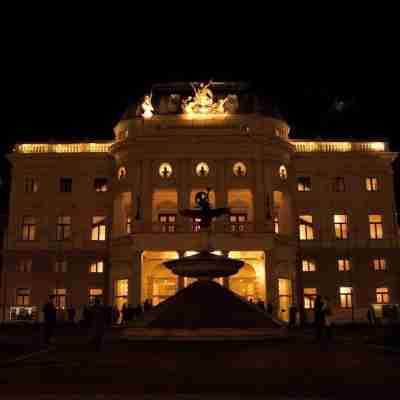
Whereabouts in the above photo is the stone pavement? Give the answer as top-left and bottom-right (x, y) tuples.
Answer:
(0, 330), (399, 396)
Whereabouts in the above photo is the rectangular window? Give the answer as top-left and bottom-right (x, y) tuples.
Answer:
(90, 260), (104, 273)
(53, 288), (67, 309)
(337, 258), (351, 272)
(89, 288), (103, 304)
(373, 258), (386, 271)
(54, 260), (67, 273)
(334, 214), (349, 239)
(376, 287), (390, 304)
(94, 178), (108, 192)
(302, 259), (316, 272)
(159, 214), (177, 233)
(192, 217), (201, 233)
(126, 217), (132, 234)
(17, 259), (32, 273)
(25, 177), (39, 193)
(369, 214), (383, 239)
(304, 288), (317, 309)
(339, 287), (353, 308)
(297, 176), (312, 192)
(91, 216), (107, 241)
(16, 288), (30, 306)
(60, 178), (72, 193)
(114, 279), (128, 310)
(230, 213), (247, 233)
(21, 216), (36, 241)
(299, 215), (314, 240)
(333, 177), (346, 192)
(274, 216), (279, 234)
(56, 216), (71, 241)
(366, 177), (378, 192)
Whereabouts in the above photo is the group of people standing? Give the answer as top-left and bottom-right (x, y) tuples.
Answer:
(41, 296), (154, 351)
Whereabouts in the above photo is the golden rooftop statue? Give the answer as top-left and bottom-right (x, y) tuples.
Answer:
(182, 80), (238, 115)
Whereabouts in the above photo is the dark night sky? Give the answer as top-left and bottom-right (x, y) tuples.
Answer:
(1, 27), (399, 216)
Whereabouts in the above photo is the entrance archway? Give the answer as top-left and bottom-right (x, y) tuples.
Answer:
(150, 263), (177, 306)
(229, 263), (257, 301)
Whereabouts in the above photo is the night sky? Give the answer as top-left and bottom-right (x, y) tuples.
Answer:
(2, 42), (399, 218)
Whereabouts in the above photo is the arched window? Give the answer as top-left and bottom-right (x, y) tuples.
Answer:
(118, 166), (127, 180)
(159, 163), (173, 179)
(233, 162), (247, 177)
(195, 162), (210, 177)
(279, 165), (287, 180)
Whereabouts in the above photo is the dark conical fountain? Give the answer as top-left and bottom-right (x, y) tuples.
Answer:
(147, 189), (280, 329)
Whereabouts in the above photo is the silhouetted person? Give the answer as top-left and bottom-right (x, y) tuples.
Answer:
(67, 305), (76, 324)
(135, 304), (143, 319)
(42, 295), (57, 345)
(266, 303), (273, 315)
(105, 305), (113, 327)
(112, 306), (120, 325)
(90, 298), (106, 351)
(322, 296), (333, 342)
(121, 304), (128, 325)
(367, 308), (374, 326)
(83, 305), (92, 328)
(256, 299), (265, 312)
(143, 299), (152, 313)
(314, 295), (325, 341)
(288, 304), (298, 328)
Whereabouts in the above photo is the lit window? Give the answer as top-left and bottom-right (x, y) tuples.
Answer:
(114, 279), (128, 310)
(117, 166), (127, 180)
(90, 260), (104, 273)
(373, 258), (386, 271)
(339, 286), (353, 308)
(302, 259), (316, 272)
(299, 215), (314, 240)
(53, 288), (67, 309)
(304, 288), (317, 309)
(56, 216), (71, 241)
(195, 162), (210, 177)
(126, 217), (132, 234)
(159, 214), (176, 233)
(25, 177), (39, 193)
(17, 259), (32, 273)
(297, 177), (312, 192)
(54, 260), (67, 273)
(279, 165), (287, 180)
(376, 287), (390, 304)
(334, 214), (349, 239)
(16, 288), (30, 306)
(21, 216), (36, 241)
(94, 178), (108, 192)
(230, 213), (247, 232)
(333, 177), (345, 192)
(89, 288), (103, 304)
(91, 216), (107, 241)
(60, 177), (72, 193)
(369, 214), (383, 239)
(366, 177), (378, 192)
(233, 162), (247, 177)
(192, 217), (202, 232)
(337, 258), (351, 272)
(274, 216), (279, 234)
(159, 163), (173, 178)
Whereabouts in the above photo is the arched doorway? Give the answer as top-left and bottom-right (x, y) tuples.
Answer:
(150, 263), (177, 306)
(229, 263), (257, 301)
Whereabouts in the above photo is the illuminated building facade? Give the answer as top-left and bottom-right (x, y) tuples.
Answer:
(1, 82), (399, 322)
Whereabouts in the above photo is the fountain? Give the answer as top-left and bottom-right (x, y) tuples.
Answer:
(146, 189), (280, 329)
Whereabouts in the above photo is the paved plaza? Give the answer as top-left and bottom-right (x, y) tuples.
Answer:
(0, 325), (399, 397)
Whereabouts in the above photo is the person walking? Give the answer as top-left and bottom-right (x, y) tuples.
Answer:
(288, 304), (298, 328)
(89, 298), (106, 351)
(314, 295), (325, 341)
(67, 305), (76, 325)
(42, 295), (57, 346)
(121, 303), (128, 325)
(322, 296), (333, 342)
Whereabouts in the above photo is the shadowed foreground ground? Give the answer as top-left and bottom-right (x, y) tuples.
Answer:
(0, 327), (399, 396)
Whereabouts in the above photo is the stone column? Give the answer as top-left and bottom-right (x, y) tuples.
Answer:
(129, 250), (142, 307)
(254, 159), (266, 233)
(215, 159), (228, 233)
(141, 160), (152, 229)
(177, 250), (185, 290)
(222, 250), (230, 289)
(177, 159), (190, 232)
